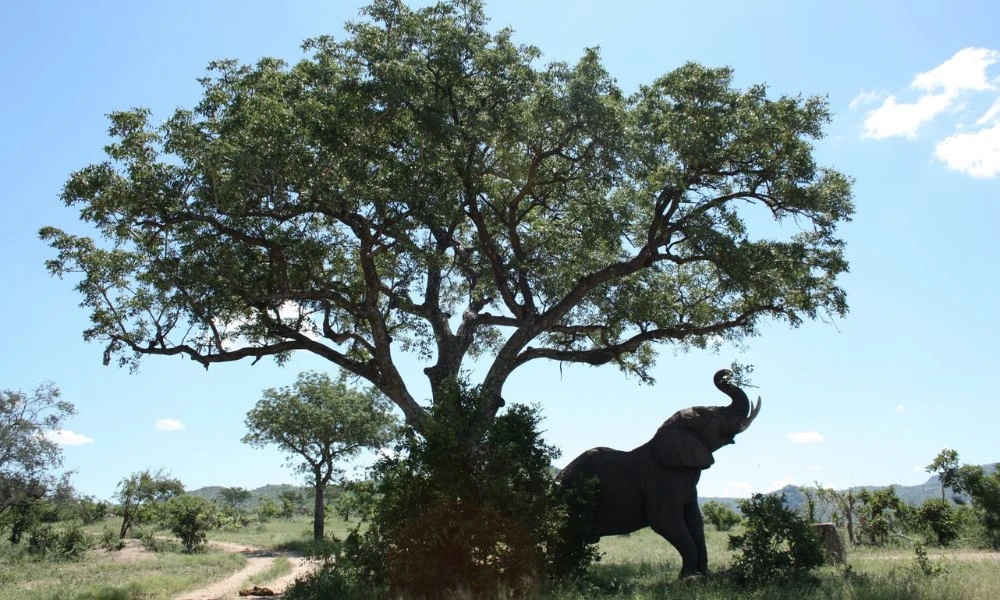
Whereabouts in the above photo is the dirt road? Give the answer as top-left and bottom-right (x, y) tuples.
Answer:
(172, 541), (320, 600)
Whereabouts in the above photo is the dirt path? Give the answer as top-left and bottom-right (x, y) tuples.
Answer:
(172, 541), (320, 600)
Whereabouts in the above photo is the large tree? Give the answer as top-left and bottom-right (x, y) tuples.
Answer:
(41, 0), (853, 430)
(243, 371), (399, 540)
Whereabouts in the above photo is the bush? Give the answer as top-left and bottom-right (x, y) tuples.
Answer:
(913, 498), (958, 546)
(26, 521), (92, 560)
(163, 495), (216, 552)
(702, 500), (741, 532)
(728, 493), (824, 585)
(323, 380), (596, 599)
(99, 527), (126, 551)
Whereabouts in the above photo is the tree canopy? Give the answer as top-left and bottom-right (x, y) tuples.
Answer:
(0, 383), (75, 541)
(243, 370), (398, 539)
(42, 0), (853, 429)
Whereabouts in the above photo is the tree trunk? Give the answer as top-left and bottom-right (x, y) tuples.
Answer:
(313, 473), (325, 542)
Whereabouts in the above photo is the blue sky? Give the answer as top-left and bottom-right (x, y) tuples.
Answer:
(1, 0), (998, 502)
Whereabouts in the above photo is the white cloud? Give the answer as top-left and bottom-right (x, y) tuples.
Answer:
(912, 47), (998, 94)
(896, 403), (914, 412)
(724, 481), (753, 498)
(976, 97), (1000, 125)
(862, 93), (953, 139)
(861, 47), (999, 141)
(849, 89), (886, 109)
(155, 418), (186, 432)
(44, 429), (94, 446)
(787, 431), (826, 444)
(913, 465), (928, 472)
(934, 122), (1000, 177)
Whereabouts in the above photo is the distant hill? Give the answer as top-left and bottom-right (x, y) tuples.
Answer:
(699, 462), (998, 516)
(187, 483), (342, 506)
(188, 463), (996, 512)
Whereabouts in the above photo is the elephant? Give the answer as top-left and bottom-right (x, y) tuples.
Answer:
(556, 369), (761, 578)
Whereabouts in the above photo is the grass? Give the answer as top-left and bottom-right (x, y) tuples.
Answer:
(539, 530), (1000, 600)
(11, 518), (1000, 599)
(0, 542), (247, 600)
(241, 556), (293, 589)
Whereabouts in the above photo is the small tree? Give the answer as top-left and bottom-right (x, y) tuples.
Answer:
(116, 468), (184, 538)
(218, 486), (253, 511)
(954, 464), (1000, 549)
(856, 486), (906, 546)
(701, 501), (741, 531)
(279, 490), (306, 519)
(243, 371), (399, 541)
(728, 493), (824, 585)
(163, 495), (216, 552)
(816, 486), (859, 544)
(927, 449), (961, 501)
(0, 383), (75, 543)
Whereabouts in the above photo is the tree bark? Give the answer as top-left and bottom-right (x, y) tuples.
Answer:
(313, 471), (325, 542)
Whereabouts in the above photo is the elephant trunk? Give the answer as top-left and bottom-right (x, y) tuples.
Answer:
(713, 369), (762, 433)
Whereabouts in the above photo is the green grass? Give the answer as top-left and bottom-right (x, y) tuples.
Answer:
(539, 530), (1000, 600)
(12, 519), (1000, 599)
(0, 543), (247, 600)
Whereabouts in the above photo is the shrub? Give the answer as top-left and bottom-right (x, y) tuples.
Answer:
(99, 526), (126, 551)
(257, 497), (281, 523)
(163, 495), (216, 552)
(26, 521), (92, 560)
(702, 500), (742, 531)
(328, 380), (596, 599)
(913, 498), (958, 546)
(728, 493), (824, 585)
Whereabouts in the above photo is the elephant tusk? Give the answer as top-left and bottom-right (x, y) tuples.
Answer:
(737, 396), (762, 433)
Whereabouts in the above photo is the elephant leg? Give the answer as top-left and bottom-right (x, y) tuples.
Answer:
(649, 515), (700, 578)
(684, 501), (708, 574)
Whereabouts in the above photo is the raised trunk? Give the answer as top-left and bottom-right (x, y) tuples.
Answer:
(713, 369), (749, 418)
(313, 470), (325, 542)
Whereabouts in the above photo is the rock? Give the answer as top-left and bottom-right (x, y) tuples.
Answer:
(812, 522), (846, 564)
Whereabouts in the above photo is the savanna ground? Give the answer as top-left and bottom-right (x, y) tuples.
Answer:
(3, 516), (999, 599)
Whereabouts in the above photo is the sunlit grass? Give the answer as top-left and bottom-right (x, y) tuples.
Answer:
(0, 543), (247, 600)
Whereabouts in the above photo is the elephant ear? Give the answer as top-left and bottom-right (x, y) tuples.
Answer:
(650, 420), (715, 470)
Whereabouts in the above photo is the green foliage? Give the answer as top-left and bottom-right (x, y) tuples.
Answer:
(0, 383), (75, 543)
(728, 493), (824, 585)
(926, 448), (960, 501)
(163, 495), (216, 552)
(244, 370), (400, 541)
(115, 468), (184, 538)
(913, 498), (959, 546)
(702, 501), (742, 532)
(330, 380), (595, 599)
(857, 486), (906, 546)
(955, 464), (1000, 548)
(98, 527), (125, 551)
(912, 543), (947, 577)
(217, 486), (252, 510)
(26, 521), (92, 561)
(44, 0), (853, 429)
(256, 497), (281, 522)
(278, 490), (306, 519)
